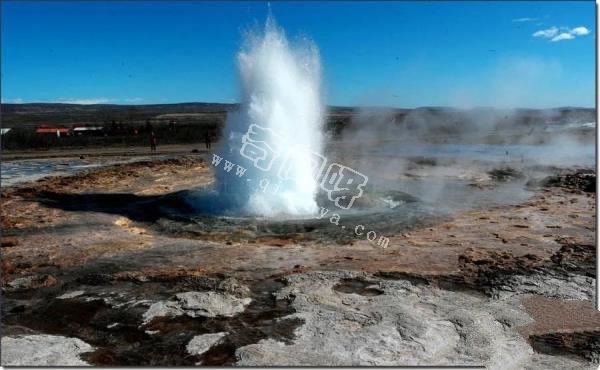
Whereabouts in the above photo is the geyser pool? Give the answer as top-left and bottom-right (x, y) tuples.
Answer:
(216, 15), (324, 217)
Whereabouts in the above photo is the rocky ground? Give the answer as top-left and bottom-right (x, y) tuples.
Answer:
(1, 155), (597, 368)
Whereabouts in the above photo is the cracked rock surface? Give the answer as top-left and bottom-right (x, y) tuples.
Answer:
(1, 334), (94, 366)
(236, 271), (595, 369)
(143, 291), (252, 323)
(187, 332), (228, 363)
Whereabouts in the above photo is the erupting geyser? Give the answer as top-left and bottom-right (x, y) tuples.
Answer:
(216, 15), (324, 217)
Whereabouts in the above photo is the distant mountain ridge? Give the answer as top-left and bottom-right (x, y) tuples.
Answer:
(0, 102), (594, 127)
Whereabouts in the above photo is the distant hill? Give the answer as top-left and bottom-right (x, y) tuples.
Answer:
(0, 102), (594, 128)
(0, 103), (594, 150)
(0, 102), (239, 127)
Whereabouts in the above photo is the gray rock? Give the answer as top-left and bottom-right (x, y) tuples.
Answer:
(187, 332), (228, 363)
(1, 334), (94, 366)
(142, 291), (252, 324)
(176, 291), (251, 317)
(493, 272), (595, 301)
(57, 290), (85, 299)
(234, 271), (594, 369)
(142, 300), (185, 324)
(218, 277), (252, 298)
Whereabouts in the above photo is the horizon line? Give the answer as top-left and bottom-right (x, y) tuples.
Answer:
(0, 101), (595, 111)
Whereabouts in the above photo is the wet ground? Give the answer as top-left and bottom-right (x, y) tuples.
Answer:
(1, 141), (212, 187)
(0, 145), (597, 367)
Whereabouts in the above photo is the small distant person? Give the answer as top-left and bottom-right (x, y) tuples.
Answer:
(150, 131), (157, 152)
(205, 131), (212, 149)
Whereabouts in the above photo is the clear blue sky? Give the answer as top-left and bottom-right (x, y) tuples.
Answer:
(1, 1), (595, 108)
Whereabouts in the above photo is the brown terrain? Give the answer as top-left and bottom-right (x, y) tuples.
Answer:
(1, 153), (597, 367)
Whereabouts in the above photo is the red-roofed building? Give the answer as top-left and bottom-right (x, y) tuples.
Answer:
(35, 125), (70, 137)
